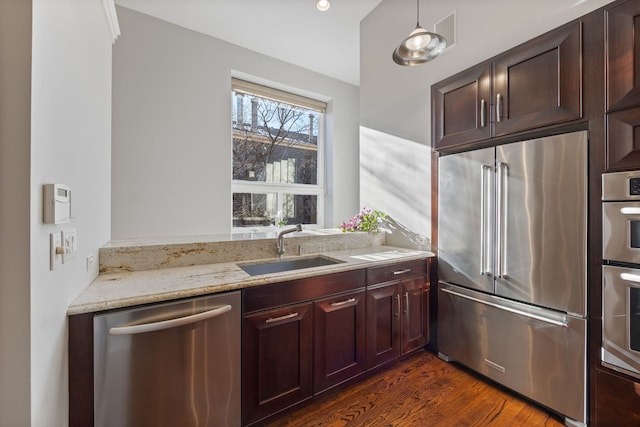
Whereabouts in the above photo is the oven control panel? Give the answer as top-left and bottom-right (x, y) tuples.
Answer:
(603, 171), (640, 201)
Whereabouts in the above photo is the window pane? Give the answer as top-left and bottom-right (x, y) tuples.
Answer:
(232, 91), (318, 185)
(282, 194), (317, 225)
(232, 192), (276, 227)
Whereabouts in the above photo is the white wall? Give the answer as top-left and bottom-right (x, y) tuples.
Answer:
(360, 0), (614, 241)
(0, 1), (32, 425)
(29, 0), (112, 425)
(111, 6), (361, 239)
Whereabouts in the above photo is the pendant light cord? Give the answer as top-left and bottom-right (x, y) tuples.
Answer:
(416, 0), (420, 27)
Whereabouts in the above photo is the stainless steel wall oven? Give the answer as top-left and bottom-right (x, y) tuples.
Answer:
(602, 171), (640, 380)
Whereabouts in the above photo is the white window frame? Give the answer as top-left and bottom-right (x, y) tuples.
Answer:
(231, 79), (326, 233)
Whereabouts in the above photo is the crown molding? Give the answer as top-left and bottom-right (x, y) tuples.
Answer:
(101, 0), (120, 43)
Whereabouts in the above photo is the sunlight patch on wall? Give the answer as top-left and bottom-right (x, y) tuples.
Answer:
(359, 126), (431, 244)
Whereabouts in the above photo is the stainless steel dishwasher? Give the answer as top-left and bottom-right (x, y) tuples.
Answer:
(93, 291), (241, 427)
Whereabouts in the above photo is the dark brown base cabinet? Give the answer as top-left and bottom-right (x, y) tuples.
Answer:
(241, 302), (314, 426)
(594, 368), (640, 426)
(241, 261), (431, 426)
(366, 261), (430, 370)
(241, 270), (367, 426)
(313, 289), (366, 394)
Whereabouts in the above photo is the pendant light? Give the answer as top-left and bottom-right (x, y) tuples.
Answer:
(317, 0), (330, 11)
(393, 0), (447, 66)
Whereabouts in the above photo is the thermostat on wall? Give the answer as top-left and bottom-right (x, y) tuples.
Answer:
(43, 184), (71, 224)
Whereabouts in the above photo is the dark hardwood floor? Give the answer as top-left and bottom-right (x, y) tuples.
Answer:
(267, 350), (564, 426)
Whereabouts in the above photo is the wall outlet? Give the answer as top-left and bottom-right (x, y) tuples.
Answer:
(62, 228), (78, 263)
(50, 232), (63, 270)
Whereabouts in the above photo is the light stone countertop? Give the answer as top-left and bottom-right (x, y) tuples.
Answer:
(68, 245), (434, 315)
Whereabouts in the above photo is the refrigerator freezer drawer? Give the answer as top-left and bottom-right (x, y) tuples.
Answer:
(438, 283), (586, 423)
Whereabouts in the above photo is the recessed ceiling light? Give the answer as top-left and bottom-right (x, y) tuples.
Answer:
(317, 0), (331, 12)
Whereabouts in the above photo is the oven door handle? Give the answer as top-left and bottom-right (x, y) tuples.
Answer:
(620, 272), (640, 283)
(110, 305), (232, 335)
(620, 207), (640, 215)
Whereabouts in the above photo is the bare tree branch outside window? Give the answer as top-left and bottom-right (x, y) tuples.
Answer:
(231, 90), (321, 228)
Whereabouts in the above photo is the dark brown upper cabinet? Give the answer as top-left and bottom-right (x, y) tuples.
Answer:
(606, 106), (640, 171)
(604, 0), (640, 172)
(433, 22), (582, 151)
(606, 0), (640, 112)
(432, 63), (492, 150)
(493, 22), (582, 136)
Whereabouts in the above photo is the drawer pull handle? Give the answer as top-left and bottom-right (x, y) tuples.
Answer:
(330, 298), (356, 307)
(265, 312), (298, 324)
(393, 268), (412, 275)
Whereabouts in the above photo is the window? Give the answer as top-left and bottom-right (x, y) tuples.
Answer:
(231, 79), (326, 230)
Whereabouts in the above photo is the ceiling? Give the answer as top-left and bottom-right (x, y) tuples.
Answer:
(114, 0), (384, 86)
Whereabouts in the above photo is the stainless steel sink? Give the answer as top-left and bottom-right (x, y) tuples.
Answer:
(238, 256), (343, 276)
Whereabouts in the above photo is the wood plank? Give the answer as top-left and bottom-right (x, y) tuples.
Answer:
(267, 351), (564, 426)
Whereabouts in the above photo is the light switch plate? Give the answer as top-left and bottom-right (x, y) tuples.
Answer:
(62, 228), (78, 263)
(86, 254), (95, 272)
(50, 232), (63, 270)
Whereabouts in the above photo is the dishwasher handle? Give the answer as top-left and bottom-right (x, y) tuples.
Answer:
(109, 304), (232, 335)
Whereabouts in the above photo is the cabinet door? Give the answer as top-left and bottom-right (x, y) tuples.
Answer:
(594, 368), (640, 426)
(493, 22), (582, 136)
(242, 302), (313, 426)
(607, 107), (640, 171)
(606, 0), (640, 112)
(401, 277), (428, 354)
(432, 62), (492, 150)
(313, 289), (366, 393)
(366, 283), (401, 369)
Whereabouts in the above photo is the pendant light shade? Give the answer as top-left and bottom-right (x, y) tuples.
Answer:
(393, 0), (446, 66)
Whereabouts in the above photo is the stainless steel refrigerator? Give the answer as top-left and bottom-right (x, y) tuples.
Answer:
(437, 130), (588, 426)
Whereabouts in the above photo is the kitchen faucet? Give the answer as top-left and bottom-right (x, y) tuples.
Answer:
(276, 224), (302, 256)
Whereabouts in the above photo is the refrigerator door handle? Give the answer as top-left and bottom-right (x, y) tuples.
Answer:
(440, 287), (569, 328)
(496, 162), (508, 278)
(480, 165), (492, 276)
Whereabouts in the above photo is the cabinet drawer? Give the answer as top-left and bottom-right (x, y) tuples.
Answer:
(366, 260), (427, 285)
(243, 269), (365, 313)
